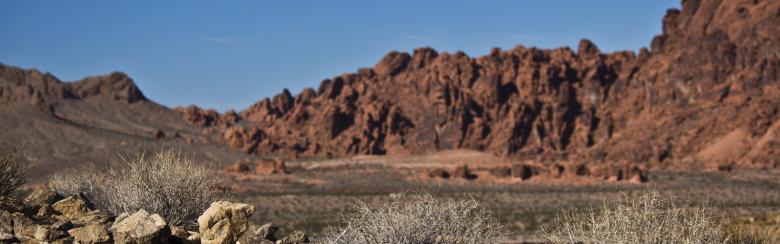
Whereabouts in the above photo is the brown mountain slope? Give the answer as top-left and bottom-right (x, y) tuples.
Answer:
(177, 0), (780, 170)
(0, 65), (260, 181)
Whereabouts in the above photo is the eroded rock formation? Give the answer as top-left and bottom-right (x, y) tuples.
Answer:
(179, 0), (780, 170)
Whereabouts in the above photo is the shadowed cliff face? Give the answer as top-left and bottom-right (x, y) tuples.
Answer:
(220, 43), (634, 159)
(176, 0), (779, 169)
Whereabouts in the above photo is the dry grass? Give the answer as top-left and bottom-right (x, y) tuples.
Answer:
(543, 191), (727, 244)
(723, 219), (780, 244)
(321, 192), (502, 244)
(49, 164), (106, 204)
(49, 149), (224, 226)
(0, 149), (28, 199)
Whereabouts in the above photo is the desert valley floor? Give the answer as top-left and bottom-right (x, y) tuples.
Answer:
(214, 150), (780, 242)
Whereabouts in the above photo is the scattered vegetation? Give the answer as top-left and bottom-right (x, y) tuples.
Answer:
(0, 149), (28, 199)
(723, 219), (780, 244)
(49, 149), (224, 226)
(321, 192), (502, 244)
(544, 191), (727, 244)
(49, 164), (106, 204)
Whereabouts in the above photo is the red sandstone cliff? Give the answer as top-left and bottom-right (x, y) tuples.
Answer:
(177, 0), (780, 170)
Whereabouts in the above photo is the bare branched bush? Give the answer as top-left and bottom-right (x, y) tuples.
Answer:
(544, 191), (727, 244)
(49, 165), (106, 205)
(0, 149), (28, 199)
(322, 192), (503, 244)
(48, 149), (224, 226)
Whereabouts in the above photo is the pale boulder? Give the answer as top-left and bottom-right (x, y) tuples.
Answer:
(110, 209), (170, 243)
(198, 201), (255, 244)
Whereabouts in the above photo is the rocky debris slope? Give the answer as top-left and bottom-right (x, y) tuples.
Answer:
(0, 188), (309, 244)
(178, 0), (780, 171)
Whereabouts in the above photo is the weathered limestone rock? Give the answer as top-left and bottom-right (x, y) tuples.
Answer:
(0, 211), (14, 235)
(67, 209), (111, 225)
(36, 204), (59, 219)
(276, 230), (309, 244)
(12, 213), (36, 240)
(0, 232), (16, 242)
(197, 201), (255, 244)
(256, 223), (278, 242)
(239, 223), (278, 244)
(169, 225), (201, 244)
(110, 209), (170, 244)
(34, 223), (68, 242)
(186, 231), (200, 242)
(25, 187), (62, 206)
(68, 224), (112, 244)
(51, 195), (91, 217)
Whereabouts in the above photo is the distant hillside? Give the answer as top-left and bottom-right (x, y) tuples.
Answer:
(0, 65), (259, 181)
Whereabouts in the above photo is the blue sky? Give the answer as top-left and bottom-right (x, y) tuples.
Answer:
(0, 1), (679, 111)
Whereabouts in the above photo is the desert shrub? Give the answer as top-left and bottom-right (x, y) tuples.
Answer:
(322, 192), (503, 244)
(48, 149), (224, 226)
(49, 165), (106, 204)
(544, 191), (727, 244)
(0, 149), (28, 199)
(723, 220), (780, 244)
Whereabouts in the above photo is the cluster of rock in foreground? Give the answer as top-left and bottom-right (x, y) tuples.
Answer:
(0, 188), (309, 244)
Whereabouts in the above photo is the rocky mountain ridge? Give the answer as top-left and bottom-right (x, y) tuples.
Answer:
(0, 65), (146, 110)
(177, 0), (780, 170)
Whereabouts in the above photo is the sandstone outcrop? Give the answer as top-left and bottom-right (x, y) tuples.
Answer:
(224, 161), (251, 174)
(452, 165), (477, 180)
(173, 0), (780, 172)
(428, 168), (450, 179)
(174, 105), (240, 128)
(255, 159), (287, 175)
